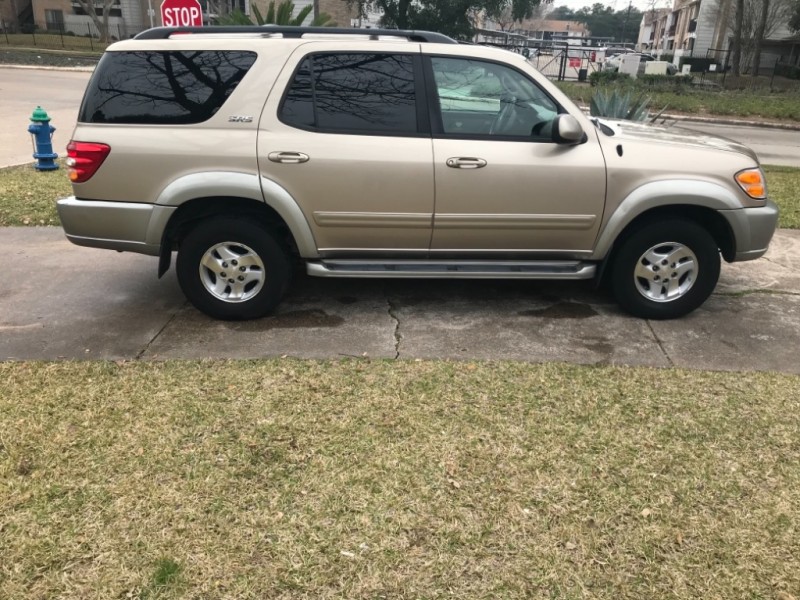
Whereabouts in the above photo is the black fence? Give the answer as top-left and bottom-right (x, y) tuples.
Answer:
(482, 42), (602, 82)
(0, 21), (130, 51)
(697, 47), (800, 89)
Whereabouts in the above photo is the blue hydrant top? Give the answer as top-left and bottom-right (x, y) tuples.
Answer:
(30, 106), (51, 123)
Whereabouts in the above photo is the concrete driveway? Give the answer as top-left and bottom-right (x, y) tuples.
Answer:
(1, 227), (799, 372)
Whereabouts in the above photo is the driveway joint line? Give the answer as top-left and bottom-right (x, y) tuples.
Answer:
(135, 302), (186, 360)
(646, 320), (674, 367)
(715, 289), (800, 298)
(386, 294), (401, 360)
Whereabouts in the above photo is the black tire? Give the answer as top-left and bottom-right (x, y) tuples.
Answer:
(610, 218), (720, 320)
(176, 217), (290, 320)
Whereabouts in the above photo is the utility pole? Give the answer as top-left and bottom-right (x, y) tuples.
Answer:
(620, 0), (633, 44)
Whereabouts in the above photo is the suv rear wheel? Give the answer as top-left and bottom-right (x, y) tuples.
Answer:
(611, 219), (720, 320)
(177, 217), (290, 320)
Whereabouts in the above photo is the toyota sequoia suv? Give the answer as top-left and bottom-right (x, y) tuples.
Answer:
(58, 26), (779, 320)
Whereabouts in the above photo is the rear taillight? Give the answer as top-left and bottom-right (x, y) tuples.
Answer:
(66, 141), (111, 183)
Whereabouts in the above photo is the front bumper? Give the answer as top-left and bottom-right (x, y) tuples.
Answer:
(57, 197), (175, 257)
(719, 199), (780, 261)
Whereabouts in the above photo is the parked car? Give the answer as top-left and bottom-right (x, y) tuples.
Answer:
(603, 47), (635, 58)
(604, 52), (678, 75)
(59, 26), (777, 320)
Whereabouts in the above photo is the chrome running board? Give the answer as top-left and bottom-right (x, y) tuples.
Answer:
(306, 259), (596, 280)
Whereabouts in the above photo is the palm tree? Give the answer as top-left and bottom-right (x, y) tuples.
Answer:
(217, 0), (336, 26)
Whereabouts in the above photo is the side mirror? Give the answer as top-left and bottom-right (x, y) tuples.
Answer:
(552, 114), (586, 145)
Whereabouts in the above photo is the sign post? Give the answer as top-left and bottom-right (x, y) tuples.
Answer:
(160, 0), (203, 27)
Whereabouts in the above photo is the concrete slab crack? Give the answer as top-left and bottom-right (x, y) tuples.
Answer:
(646, 320), (674, 367)
(386, 296), (402, 359)
(135, 302), (186, 360)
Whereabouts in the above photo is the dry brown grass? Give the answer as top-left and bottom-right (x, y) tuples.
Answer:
(1, 359), (799, 599)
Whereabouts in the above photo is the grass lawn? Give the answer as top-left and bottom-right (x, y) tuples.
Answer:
(556, 81), (800, 122)
(0, 33), (108, 52)
(1, 359), (799, 599)
(0, 161), (68, 227)
(1, 162), (797, 229)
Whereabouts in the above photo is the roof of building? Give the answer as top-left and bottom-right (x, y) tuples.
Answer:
(514, 19), (589, 35)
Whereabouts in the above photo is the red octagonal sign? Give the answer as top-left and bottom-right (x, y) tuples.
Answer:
(161, 0), (203, 27)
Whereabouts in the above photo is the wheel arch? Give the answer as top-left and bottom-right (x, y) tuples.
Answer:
(594, 204), (735, 287)
(593, 180), (742, 264)
(146, 172), (319, 277)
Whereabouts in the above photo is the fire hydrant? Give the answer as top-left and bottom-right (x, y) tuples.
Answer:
(28, 106), (59, 171)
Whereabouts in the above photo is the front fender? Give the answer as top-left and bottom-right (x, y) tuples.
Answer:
(591, 179), (743, 260)
(147, 171), (318, 257)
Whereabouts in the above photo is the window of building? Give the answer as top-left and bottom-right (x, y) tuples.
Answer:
(44, 9), (64, 31)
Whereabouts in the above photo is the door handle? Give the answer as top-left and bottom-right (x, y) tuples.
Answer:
(446, 157), (487, 169)
(268, 151), (310, 164)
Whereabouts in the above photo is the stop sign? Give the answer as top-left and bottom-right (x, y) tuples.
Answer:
(161, 0), (203, 27)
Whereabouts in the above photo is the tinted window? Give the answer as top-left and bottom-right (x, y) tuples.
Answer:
(281, 53), (417, 134)
(80, 51), (257, 124)
(431, 57), (559, 139)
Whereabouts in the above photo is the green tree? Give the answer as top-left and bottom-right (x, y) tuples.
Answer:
(347, 0), (543, 40)
(217, 0), (335, 26)
(547, 5), (576, 19)
(573, 3), (643, 43)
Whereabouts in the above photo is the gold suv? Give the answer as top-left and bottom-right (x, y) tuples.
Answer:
(58, 26), (778, 320)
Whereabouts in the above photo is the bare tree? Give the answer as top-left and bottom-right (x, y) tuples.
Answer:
(493, 5), (517, 31)
(713, 0), (794, 75)
(751, 0), (770, 75)
(72, 0), (116, 43)
(730, 0), (744, 75)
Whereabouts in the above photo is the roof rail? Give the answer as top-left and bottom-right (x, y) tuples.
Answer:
(134, 25), (458, 44)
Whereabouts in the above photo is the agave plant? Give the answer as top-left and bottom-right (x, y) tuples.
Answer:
(590, 89), (651, 121)
(217, 0), (335, 27)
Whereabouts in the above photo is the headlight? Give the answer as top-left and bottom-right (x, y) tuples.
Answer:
(735, 168), (767, 200)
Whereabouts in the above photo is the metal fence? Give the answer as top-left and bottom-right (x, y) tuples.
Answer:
(699, 47), (800, 89)
(0, 21), (128, 51)
(482, 43), (602, 82)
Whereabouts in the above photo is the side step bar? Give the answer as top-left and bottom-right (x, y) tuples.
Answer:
(306, 259), (597, 280)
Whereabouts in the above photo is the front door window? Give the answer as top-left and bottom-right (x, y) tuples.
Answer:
(431, 57), (559, 140)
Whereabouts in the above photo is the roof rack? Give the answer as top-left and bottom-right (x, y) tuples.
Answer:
(134, 25), (458, 44)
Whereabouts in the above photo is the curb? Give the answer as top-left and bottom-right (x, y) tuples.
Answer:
(0, 63), (95, 72)
(665, 113), (800, 131)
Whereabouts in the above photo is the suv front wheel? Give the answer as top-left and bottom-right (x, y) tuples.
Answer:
(177, 217), (290, 320)
(611, 218), (721, 320)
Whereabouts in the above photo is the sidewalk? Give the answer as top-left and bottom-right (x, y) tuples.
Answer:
(1, 227), (798, 372)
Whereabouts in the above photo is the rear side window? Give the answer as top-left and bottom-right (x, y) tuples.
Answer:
(280, 53), (418, 135)
(79, 50), (257, 124)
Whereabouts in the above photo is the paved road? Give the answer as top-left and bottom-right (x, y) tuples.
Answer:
(676, 121), (800, 168)
(2, 227), (799, 372)
(0, 67), (90, 168)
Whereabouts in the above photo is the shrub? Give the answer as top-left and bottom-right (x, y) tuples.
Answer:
(775, 62), (800, 81)
(588, 70), (631, 87)
(638, 74), (694, 87)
